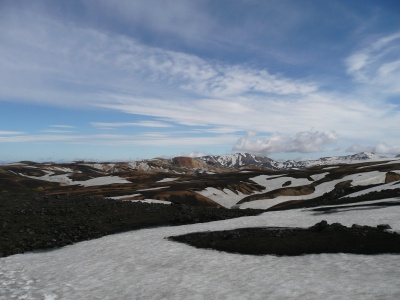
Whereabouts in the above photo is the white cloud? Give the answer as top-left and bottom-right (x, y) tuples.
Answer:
(372, 143), (400, 155)
(0, 5), (399, 159)
(41, 130), (75, 133)
(90, 121), (172, 129)
(0, 132), (238, 148)
(187, 151), (207, 158)
(50, 125), (75, 128)
(234, 130), (338, 154)
(98, 93), (400, 145)
(0, 131), (24, 135)
(346, 144), (367, 153)
(346, 142), (400, 155)
(346, 32), (400, 93)
(0, 7), (318, 110)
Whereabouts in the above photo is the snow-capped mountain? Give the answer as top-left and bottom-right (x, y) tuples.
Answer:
(198, 152), (387, 170)
(199, 153), (275, 169)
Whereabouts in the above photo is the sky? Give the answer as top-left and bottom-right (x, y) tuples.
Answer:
(1, 0), (400, 162)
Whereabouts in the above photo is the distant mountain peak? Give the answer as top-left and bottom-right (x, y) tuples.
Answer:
(197, 151), (387, 170)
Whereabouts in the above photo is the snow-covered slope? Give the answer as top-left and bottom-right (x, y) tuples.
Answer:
(199, 152), (389, 170)
(199, 152), (275, 168)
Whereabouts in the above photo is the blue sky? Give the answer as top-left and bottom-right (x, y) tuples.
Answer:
(1, 0), (400, 162)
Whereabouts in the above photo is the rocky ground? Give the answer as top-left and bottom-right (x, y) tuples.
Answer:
(169, 220), (400, 256)
(2, 192), (400, 258)
(0, 192), (263, 258)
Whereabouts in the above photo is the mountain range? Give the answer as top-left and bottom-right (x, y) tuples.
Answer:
(1, 151), (399, 210)
(198, 151), (385, 170)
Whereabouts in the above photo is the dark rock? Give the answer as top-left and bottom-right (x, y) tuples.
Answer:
(0, 192), (264, 258)
(310, 220), (328, 231)
(169, 221), (400, 256)
(377, 224), (392, 230)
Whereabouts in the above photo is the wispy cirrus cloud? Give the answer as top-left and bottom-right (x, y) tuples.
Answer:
(346, 32), (400, 93)
(0, 6), (317, 107)
(90, 121), (173, 129)
(50, 125), (75, 129)
(0, 132), (238, 147)
(1, 2), (400, 161)
(0, 131), (24, 135)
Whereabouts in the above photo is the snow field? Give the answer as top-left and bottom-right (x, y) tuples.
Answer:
(198, 171), (397, 209)
(197, 187), (248, 208)
(310, 172), (329, 181)
(344, 181), (400, 198)
(241, 171), (393, 209)
(250, 175), (312, 190)
(1, 205), (400, 300)
(19, 171), (131, 187)
(75, 176), (130, 187)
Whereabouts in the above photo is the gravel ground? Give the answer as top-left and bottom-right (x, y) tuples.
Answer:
(0, 192), (263, 258)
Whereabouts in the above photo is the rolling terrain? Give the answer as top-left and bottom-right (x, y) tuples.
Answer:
(1, 152), (399, 211)
(2, 152), (400, 299)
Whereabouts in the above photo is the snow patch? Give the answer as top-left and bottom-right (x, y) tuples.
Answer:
(137, 186), (169, 192)
(110, 194), (142, 200)
(133, 199), (171, 205)
(197, 188), (247, 208)
(310, 172), (329, 181)
(156, 178), (178, 183)
(76, 176), (130, 187)
(344, 181), (400, 198)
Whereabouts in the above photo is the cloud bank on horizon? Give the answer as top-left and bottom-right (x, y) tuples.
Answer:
(0, 0), (400, 162)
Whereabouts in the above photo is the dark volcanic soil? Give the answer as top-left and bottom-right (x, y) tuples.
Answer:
(169, 221), (400, 256)
(0, 193), (263, 258)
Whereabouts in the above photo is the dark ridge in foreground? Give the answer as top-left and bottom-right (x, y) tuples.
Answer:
(0, 193), (263, 258)
(169, 221), (400, 256)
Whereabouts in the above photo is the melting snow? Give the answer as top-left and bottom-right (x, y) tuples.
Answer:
(156, 178), (178, 183)
(76, 176), (130, 187)
(344, 171), (386, 186)
(1, 205), (400, 299)
(137, 186), (169, 192)
(250, 175), (311, 190)
(197, 188), (247, 208)
(241, 171), (390, 209)
(132, 199), (171, 205)
(344, 181), (400, 198)
(310, 172), (329, 181)
(110, 194), (142, 200)
(20, 171), (74, 185)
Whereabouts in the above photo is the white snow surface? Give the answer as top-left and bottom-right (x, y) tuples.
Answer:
(199, 171), (391, 210)
(197, 188), (247, 208)
(1, 205), (400, 300)
(21, 171), (74, 185)
(310, 172), (329, 181)
(197, 175), (312, 208)
(137, 186), (169, 192)
(76, 176), (130, 187)
(251, 175), (311, 190)
(345, 171), (386, 186)
(345, 181), (400, 198)
(19, 171), (131, 187)
(156, 177), (178, 183)
(109, 194), (142, 200)
(241, 171), (389, 209)
(358, 158), (400, 169)
(133, 199), (171, 205)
